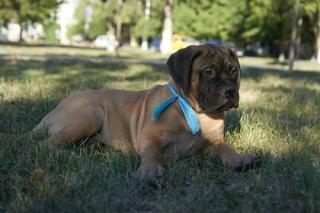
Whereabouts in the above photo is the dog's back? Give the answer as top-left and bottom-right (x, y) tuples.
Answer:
(32, 86), (165, 150)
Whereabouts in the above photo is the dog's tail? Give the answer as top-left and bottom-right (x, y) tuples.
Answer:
(32, 118), (47, 136)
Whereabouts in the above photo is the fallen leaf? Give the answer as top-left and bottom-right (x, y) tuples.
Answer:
(28, 168), (44, 182)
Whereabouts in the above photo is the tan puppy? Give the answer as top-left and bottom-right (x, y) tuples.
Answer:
(33, 44), (261, 180)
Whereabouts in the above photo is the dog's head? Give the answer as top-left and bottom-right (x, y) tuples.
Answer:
(167, 44), (240, 113)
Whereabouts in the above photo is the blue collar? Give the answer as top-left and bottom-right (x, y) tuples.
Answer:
(150, 84), (201, 135)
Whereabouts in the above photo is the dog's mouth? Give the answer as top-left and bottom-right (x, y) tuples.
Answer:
(200, 101), (236, 113)
(216, 100), (238, 112)
(197, 93), (239, 113)
(216, 102), (233, 112)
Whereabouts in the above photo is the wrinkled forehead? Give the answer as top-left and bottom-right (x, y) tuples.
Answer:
(193, 46), (240, 72)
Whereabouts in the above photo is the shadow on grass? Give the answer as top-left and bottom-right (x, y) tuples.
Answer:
(241, 65), (320, 83)
(0, 40), (110, 50)
(0, 58), (167, 81)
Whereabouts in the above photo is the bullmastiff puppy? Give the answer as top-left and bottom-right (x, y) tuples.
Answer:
(32, 44), (261, 180)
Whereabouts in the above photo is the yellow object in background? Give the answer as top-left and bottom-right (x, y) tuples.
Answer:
(172, 34), (200, 52)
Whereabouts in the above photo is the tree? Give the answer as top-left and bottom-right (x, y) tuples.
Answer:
(133, 0), (163, 40)
(120, 0), (144, 46)
(301, 0), (320, 63)
(160, 0), (173, 53)
(71, 0), (144, 44)
(0, 0), (64, 41)
(228, 0), (294, 58)
(43, 17), (60, 43)
(66, 0), (320, 61)
(172, 0), (250, 41)
(314, 3), (320, 63)
(289, 0), (302, 71)
(70, 0), (108, 40)
(172, 0), (294, 56)
(141, 0), (151, 50)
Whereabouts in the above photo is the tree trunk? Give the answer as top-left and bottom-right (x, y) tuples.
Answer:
(107, 22), (116, 36)
(296, 17), (303, 60)
(106, 22), (117, 53)
(130, 28), (138, 48)
(141, 0), (151, 50)
(288, 0), (301, 71)
(317, 31), (320, 63)
(316, 3), (320, 64)
(160, 0), (173, 54)
(116, 0), (123, 43)
(277, 43), (285, 63)
(18, 23), (23, 42)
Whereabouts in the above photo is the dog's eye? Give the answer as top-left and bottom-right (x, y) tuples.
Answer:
(231, 67), (238, 77)
(202, 66), (216, 78)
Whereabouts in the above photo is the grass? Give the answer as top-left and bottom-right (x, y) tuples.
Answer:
(0, 45), (320, 212)
(0, 43), (167, 60)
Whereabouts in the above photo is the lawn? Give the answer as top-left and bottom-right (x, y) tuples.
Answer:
(0, 45), (319, 212)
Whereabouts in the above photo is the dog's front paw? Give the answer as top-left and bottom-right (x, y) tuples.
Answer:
(230, 154), (262, 172)
(134, 164), (165, 183)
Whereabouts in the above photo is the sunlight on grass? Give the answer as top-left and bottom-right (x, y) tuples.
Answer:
(0, 45), (167, 60)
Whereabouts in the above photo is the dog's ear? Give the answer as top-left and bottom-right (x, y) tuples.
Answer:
(166, 45), (202, 94)
(220, 45), (237, 59)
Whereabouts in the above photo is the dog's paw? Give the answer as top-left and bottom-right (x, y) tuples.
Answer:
(134, 164), (165, 184)
(230, 154), (262, 172)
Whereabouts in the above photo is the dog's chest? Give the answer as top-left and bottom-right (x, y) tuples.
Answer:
(161, 114), (224, 159)
(162, 133), (206, 160)
(198, 113), (224, 142)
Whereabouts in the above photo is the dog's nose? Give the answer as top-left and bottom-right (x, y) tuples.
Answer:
(225, 88), (236, 98)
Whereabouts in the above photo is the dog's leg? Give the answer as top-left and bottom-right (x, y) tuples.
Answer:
(86, 134), (104, 146)
(42, 123), (102, 149)
(134, 135), (165, 182)
(206, 140), (261, 172)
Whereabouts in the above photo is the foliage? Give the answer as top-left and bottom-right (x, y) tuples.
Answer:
(172, 0), (294, 44)
(1, 0), (320, 57)
(133, 0), (164, 39)
(172, 0), (320, 58)
(70, 0), (145, 40)
(0, 0), (63, 25)
(300, 0), (320, 53)
(112, 0), (144, 41)
(69, 0), (108, 40)
(43, 18), (59, 43)
(173, 0), (246, 40)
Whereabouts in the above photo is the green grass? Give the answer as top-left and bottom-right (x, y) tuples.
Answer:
(0, 45), (320, 212)
(0, 43), (168, 60)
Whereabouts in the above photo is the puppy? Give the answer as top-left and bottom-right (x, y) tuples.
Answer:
(32, 44), (261, 180)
